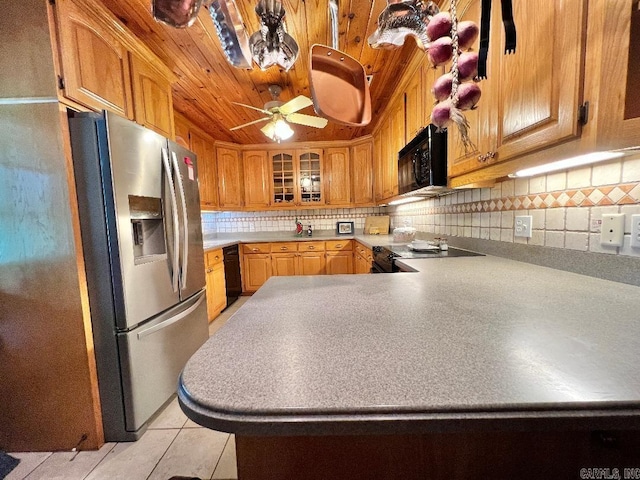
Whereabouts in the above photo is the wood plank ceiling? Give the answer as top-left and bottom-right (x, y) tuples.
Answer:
(99, 0), (421, 144)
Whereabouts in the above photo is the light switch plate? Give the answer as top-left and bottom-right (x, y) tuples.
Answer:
(514, 215), (533, 238)
(631, 214), (640, 248)
(600, 213), (625, 247)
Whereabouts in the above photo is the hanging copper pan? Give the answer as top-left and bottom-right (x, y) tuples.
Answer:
(309, 0), (371, 127)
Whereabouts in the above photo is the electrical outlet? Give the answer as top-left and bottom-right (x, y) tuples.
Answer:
(515, 215), (533, 238)
(600, 214), (625, 247)
(631, 214), (640, 249)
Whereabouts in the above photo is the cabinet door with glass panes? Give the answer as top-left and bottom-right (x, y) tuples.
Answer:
(296, 149), (324, 206)
(271, 151), (296, 206)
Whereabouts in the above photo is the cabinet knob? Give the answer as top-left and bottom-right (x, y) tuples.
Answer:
(280, 246), (288, 250)
(335, 244), (342, 248)
(215, 256), (220, 260)
(308, 245), (315, 249)
(252, 248), (259, 252)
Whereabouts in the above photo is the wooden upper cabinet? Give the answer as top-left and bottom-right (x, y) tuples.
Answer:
(55, 0), (133, 118)
(324, 147), (351, 206)
(243, 150), (271, 209)
(373, 130), (384, 203)
(379, 98), (403, 200)
(271, 150), (296, 206)
(297, 149), (324, 206)
(448, 0), (493, 177)
(351, 140), (374, 206)
(492, 0), (585, 161)
(130, 54), (174, 138)
(173, 113), (191, 149)
(448, 0), (586, 179)
(190, 129), (218, 208)
(216, 146), (244, 209)
(405, 72), (423, 142)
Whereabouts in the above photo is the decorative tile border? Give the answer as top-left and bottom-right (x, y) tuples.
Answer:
(422, 183), (640, 215)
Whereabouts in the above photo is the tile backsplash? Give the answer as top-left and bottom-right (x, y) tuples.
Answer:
(389, 154), (640, 258)
(202, 207), (386, 235)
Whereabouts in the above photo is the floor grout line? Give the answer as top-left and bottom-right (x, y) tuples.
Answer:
(144, 428), (182, 480)
(81, 443), (117, 480)
(209, 434), (232, 480)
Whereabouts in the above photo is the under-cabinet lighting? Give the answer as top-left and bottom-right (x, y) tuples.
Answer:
(388, 196), (423, 206)
(510, 151), (625, 178)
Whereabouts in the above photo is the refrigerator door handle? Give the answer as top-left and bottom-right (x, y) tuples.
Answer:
(136, 291), (205, 339)
(162, 148), (180, 293)
(171, 151), (189, 290)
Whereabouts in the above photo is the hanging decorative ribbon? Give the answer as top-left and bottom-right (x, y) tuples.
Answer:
(477, 0), (517, 79)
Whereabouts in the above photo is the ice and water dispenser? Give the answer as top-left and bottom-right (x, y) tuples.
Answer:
(129, 195), (167, 263)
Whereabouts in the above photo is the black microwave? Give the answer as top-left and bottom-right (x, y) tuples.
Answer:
(397, 124), (447, 195)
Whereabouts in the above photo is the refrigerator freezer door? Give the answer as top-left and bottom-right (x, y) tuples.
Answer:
(169, 141), (206, 300)
(117, 288), (208, 433)
(104, 113), (181, 329)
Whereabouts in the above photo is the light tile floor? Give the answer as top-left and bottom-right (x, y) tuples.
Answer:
(7, 297), (250, 480)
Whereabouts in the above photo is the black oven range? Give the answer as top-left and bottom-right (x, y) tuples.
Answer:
(371, 245), (484, 273)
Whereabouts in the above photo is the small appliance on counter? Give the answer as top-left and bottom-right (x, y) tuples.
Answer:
(392, 226), (416, 243)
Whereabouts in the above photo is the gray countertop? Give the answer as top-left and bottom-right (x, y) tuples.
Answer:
(179, 253), (640, 435)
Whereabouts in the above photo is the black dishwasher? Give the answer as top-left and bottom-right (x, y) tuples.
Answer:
(223, 244), (242, 307)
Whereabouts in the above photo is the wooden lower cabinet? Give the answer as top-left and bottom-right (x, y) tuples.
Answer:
(241, 241), (362, 292)
(325, 240), (353, 275)
(326, 252), (353, 274)
(299, 252), (326, 275)
(205, 249), (226, 321)
(271, 252), (298, 276)
(242, 254), (271, 293)
(354, 241), (373, 274)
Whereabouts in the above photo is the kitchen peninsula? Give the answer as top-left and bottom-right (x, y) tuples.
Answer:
(179, 254), (640, 479)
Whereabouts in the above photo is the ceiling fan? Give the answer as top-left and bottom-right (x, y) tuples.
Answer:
(230, 85), (329, 142)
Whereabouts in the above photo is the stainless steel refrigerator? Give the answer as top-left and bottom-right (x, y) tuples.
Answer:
(69, 111), (209, 441)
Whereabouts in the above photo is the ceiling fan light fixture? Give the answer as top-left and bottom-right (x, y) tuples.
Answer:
(273, 118), (294, 141)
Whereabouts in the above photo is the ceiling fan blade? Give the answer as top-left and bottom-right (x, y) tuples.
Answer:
(231, 101), (273, 115)
(229, 117), (271, 131)
(278, 95), (313, 115)
(285, 113), (329, 128)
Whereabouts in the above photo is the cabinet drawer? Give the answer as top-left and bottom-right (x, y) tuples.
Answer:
(206, 248), (223, 267)
(299, 241), (325, 252)
(326, 240), (352, 251)
(243, 243), (270, 254)
(271, 242), (299, 252)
